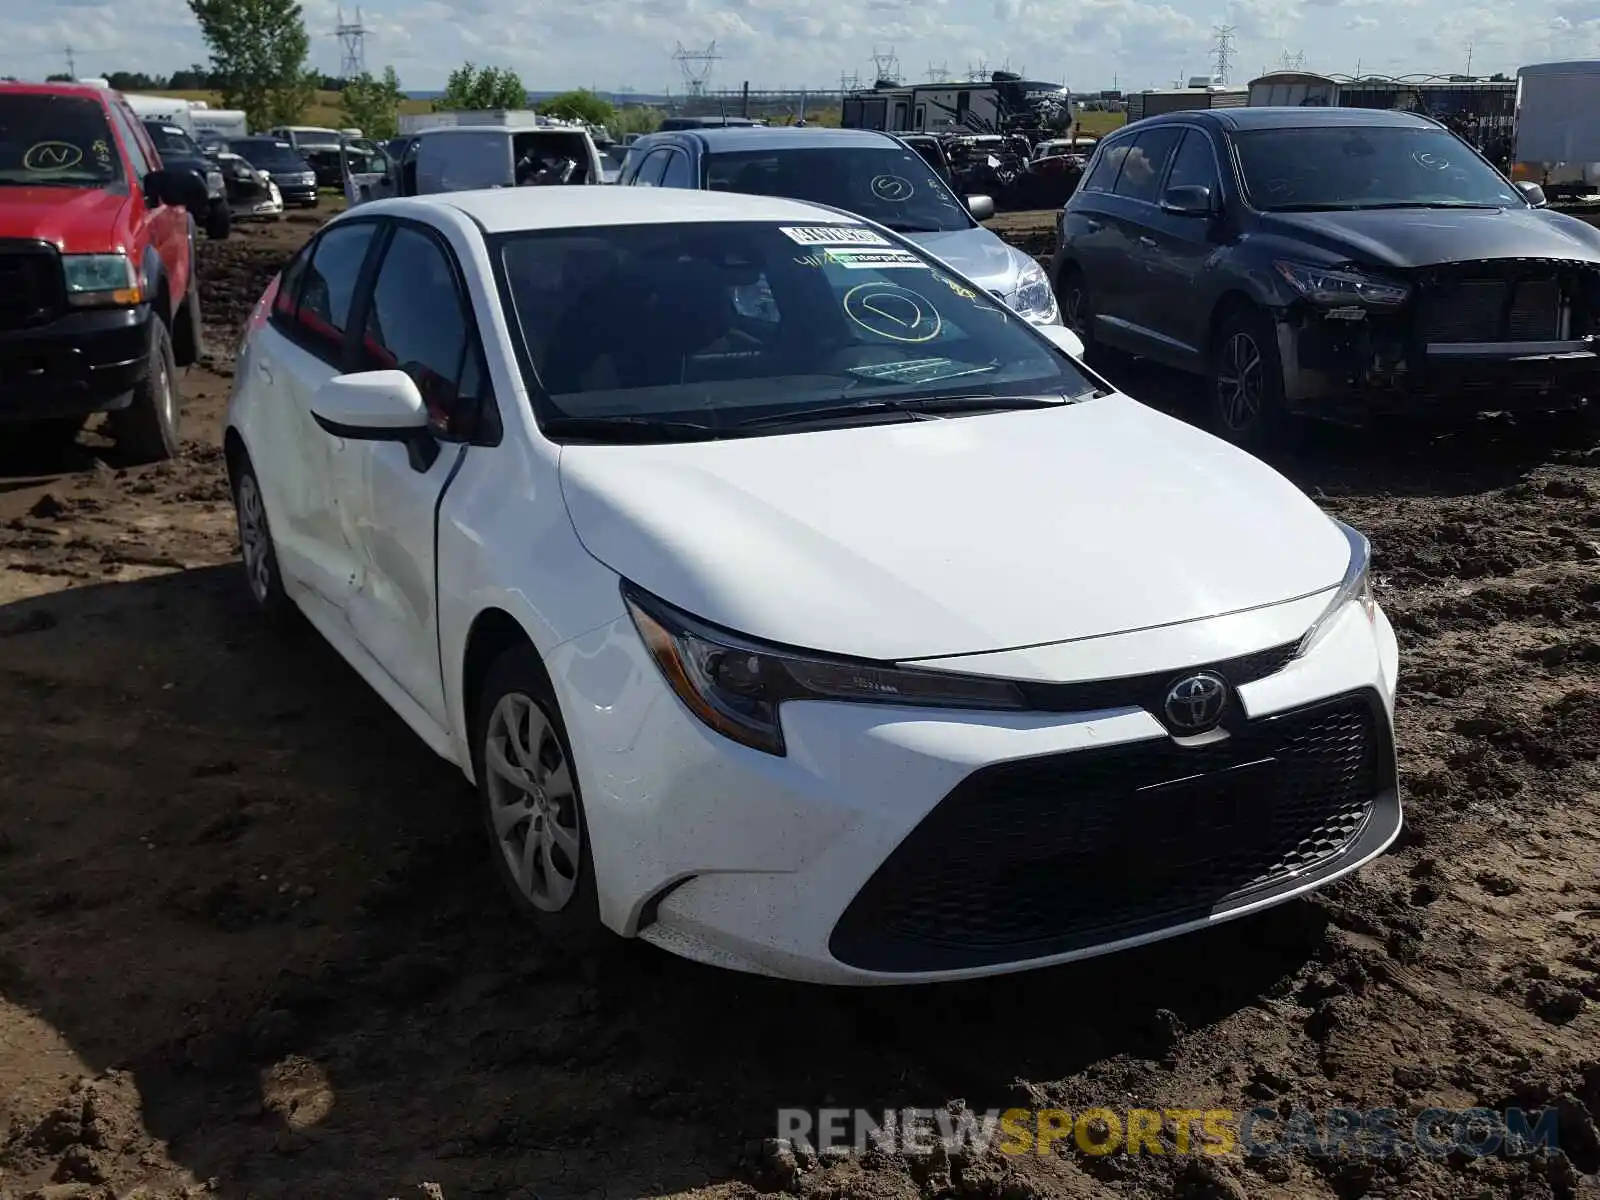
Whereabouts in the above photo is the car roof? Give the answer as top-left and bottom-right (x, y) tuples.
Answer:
(651, 126), (902, 153)
(1131, 106), (1439, 134)
(350, 187), (867, 235)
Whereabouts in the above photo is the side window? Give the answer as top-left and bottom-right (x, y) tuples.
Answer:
(1112, 127), (1184, 203)
(1080, 138), (1129, 194)
(361, 225), (482, 438)
(106, 103), (152, 180)
(271, 242), (313, 324)
(659, 150), (694, 188)
(295, 221), (379, 359)
(633, 149), (673, 188)
(1165, 129), (1220, 196)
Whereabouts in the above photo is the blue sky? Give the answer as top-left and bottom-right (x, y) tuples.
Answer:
(4, 0), (1598, 94)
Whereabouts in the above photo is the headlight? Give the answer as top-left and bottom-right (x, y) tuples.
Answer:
(1273, 260), (1410, 308)
(1294, 519), (1377, 659)
(62, 253), (142, 308)
(1008, 259), (1060, 324)
(623, 583), (1025, 755)
(205, 169), (225, 197)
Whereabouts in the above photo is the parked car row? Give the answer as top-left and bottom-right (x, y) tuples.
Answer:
(1049, 105), (1600, 446)
(219, 172), (1402, 984)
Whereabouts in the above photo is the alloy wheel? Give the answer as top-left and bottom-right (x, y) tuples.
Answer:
(484, 693), (582, 912)
(1216, 331), (1265, 431)
(235, 473), (272, 604)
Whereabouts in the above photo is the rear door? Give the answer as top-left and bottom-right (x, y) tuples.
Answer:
(1059, 131), (1134, 333)
(253, 218), (385, 611)
(1094, 124), (1184, 353)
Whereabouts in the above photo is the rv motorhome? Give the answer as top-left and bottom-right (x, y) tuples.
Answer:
(842, 72), (1070, 135)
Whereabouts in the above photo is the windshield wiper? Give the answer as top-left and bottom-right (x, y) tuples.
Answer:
(541, 415), (727, 442)
(733, 394), (1067, 431)
(876, 220), (951, 233)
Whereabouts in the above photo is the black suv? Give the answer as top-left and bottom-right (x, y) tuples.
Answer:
(1052, 106), (1600, 445)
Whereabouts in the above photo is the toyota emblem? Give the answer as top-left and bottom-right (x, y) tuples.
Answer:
(1163, 671), (1228, 734)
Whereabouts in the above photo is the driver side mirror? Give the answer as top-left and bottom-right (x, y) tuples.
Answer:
(1515, 180), (1548, 208)
(1160, 183), (1214, 216)
(145, 167), (209, 213)
(966, 194), (996, 221)
(310, 370), (440, 471)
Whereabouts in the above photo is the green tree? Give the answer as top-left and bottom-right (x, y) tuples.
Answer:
(188, 0), (313, 131)
(438, 62), (526, 110)
(341, 66), (405, 138)
(537, 88), (613, 125)
(46, 73), (75, 82)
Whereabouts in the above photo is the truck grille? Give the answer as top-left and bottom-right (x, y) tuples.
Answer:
(0, 241), (66, 331)
(828, 690), (1390, 973)
(1419, 274), (1562, 343)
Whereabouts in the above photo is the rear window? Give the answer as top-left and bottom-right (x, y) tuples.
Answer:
(0, 92), (123, 187)
(230, 139), (306, 169)
(494, 219), (1091, 433)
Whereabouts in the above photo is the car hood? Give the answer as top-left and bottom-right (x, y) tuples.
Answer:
(0, 186), (131, 253)
(900, 225), (1031, 297)
(1258, 205), (1600, 270)
(558, 395), (1350, 661)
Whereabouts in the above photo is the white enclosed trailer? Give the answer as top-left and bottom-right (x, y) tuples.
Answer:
(1512, 61), (1600, 198)
(189, 108), (248, 140)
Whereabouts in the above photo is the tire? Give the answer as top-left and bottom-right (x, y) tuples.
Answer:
(205, 201), (231, 240)
(229, 450), (299, 627)
(1207, 305), (1293, 451)
(108, 318), (180, 464)
(1054, 264), (1096, 351)
(471, 644), (607, 952)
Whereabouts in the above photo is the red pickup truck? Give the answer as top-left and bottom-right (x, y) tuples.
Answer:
(0, 81), (210, 462)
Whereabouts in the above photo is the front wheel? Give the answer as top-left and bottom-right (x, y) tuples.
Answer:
(205, 200), (232, 240)
(472, 645), (607, 952)
(1208, 307), (1292, 451)
(1054, 264), (1096, 351)
(108, 318), (180, 464)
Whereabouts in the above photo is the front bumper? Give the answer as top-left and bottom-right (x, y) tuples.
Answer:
(545, 592), (1402, 985)
(0, 305), (152, 423)
(1277, 306), (1600, 418)
(271, 177), (318, 206)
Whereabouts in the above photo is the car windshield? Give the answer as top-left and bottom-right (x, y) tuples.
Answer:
(0, 93), (123, 188)
(705, 145), (973, 233)
(496, 220), (1096, 440)
(144, 123), (201, 157)
(230, 139), (306, 171)
(1235, 126), (1524, 211)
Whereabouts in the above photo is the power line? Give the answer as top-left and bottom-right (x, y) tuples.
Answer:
(1211, 25), (1236, 83)
(331, 7), (368, 79)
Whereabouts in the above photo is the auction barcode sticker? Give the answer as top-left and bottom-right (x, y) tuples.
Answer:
(780, 225), (891, 246)
(824, 247), (924, 269)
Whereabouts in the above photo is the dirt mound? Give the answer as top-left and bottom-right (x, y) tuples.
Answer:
(0, 209), (1595, 1200)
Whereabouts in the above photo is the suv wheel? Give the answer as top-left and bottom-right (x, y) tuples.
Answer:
(205, 200), (231, 240)
(472, 644), (607, 953)
(1208, 307), (1291, 450)
(108, 319), (180, 464)
(230, 450), (298, 625)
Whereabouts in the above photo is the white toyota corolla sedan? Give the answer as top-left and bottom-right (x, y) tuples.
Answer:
(224, 187), (1402, 985)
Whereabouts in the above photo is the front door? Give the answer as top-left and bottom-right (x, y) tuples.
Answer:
(1142, 127), (1227, 362)
(335, 220), (492, 725)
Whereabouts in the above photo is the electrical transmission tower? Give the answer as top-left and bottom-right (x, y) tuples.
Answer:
(839, 70), (862, 93)
(672, 41), (719, 96)
(1211, 24), (1236, 83)
(333, 7), (368, 79)
(64, 45), (76, 78)
(926, 61), (950, 82)
(1279, 48), (1306, 71)
(967, 60), (989, 81)
(869, 46), (902, 83)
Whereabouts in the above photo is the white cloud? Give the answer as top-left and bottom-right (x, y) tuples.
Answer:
(1, 0), (1588, 91)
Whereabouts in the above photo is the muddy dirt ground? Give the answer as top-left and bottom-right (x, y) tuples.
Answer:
(0, 208), (1597, 1200)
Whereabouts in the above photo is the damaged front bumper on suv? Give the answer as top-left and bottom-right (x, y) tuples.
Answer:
(1272, 257), (1600, 417)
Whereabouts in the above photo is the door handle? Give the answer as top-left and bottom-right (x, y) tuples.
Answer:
(1138, 235), (1158, 248)
(1085, 218), (1104, 232)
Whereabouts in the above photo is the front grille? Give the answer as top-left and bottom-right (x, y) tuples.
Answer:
(1419, 274), (1562, 343)
(829, 690), (1389, 972)
(0, 241), (65, 330)
(1015, 640), (1297, 715)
